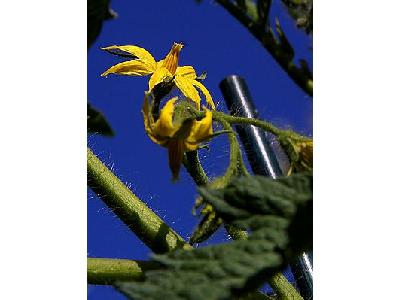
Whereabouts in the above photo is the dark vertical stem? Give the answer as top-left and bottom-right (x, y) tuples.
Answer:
(220, 75), (313, 300)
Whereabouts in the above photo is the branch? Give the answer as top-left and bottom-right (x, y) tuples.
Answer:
(213, 110), (281, 135)
(183, 150), (209, 186)
(213, 111), (311, 142)
(87, 148), (190, 253)
(268, 272), (303, 299)
(216, 0), (313, 96)
(211, 112), (250, 187)
(189, 108), (302, 140)
(182, 117), (298, 299)
(88, 258), (159, 285)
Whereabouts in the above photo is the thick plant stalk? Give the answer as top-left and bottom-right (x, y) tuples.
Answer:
(88, 258), (159, 285)
(87, 148), (190, 253)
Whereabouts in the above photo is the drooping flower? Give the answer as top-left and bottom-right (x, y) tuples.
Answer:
(142, 93), (213, 180)
(101, 43), (215, 110)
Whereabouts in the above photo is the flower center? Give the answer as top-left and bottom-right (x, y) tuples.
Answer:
(161, 43), (183, 75)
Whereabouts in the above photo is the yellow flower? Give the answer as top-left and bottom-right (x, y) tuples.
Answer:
(101, 43), (215, 110)
(142, 93), (213, 180)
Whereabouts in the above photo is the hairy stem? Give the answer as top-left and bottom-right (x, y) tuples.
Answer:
(183, 150), (209, 186)
(190, 109), (307, 141)
(214, 111), (311, 142)
(214, 110), (282, 135)
(87, 148), (190, 253)
(216, 0), (312, 96)
(88, 258), (159, 285)
(268, 272), (303, 300)
(211, 112), (246, 187)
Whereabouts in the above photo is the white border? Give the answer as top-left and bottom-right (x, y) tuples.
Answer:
(314, 1), (400, 299)
(0, 1), (87, 299)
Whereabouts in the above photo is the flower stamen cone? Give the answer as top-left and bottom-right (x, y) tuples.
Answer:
(161, 43), (183, 75)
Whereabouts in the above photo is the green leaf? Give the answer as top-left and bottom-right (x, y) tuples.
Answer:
(87, 0), (117, 48)
(88, 102), (114, 136)
(244, 0), (259, 21)
(115, 173), (312, 300)
(201, 174), (313, 250)
(236, 0), (247, 11)
(257, 0), (272, 27)
(299, 59), (312, 79)
(189, 203), (222, 244)
(274, 19), (295, 62)
(235, 0), (259, 21)
(280, 0), (313, 34)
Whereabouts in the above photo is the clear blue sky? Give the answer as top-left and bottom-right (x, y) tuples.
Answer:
(88, 0), (312, 298)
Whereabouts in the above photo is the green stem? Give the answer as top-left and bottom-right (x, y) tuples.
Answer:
(211, 112), (246, 187)
(190, 109), (307, 142)
(225, 223), (248, 240)
(213, 111), (282, 136)
(214, 111), (311, 142)
(216, 0), (312, 96)
(268, 272), (303, 300)
(87, 148), (190, 253)
(183, 151), (209, 186)
(88, 258), (159, 285)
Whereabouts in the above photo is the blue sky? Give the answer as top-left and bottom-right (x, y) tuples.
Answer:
(88, 0), (312, 298)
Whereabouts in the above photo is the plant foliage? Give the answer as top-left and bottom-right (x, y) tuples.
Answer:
(87, 102), (114, 136)
(87, 0), (116, 136)
(115, 173), (312, 300)
(281, 0), (312, 34)
(87, 0), (117, 48)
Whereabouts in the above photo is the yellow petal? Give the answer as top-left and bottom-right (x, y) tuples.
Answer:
(174, 75), (201, 109)
(160, 43), (183, 75)
(142, 94), (165, 145)
(148, 67), (172, 91)
(183, 141), (198, 152)
(186, 109), (213, 147)
(175, 66), (197, 80)
(156, 59), (165, 68)
(101, 60), (154, 76)
(191, 80), (215, 110)
(142, 94), (153, 132)
(153, 97), (179, 138)
(102, 45), (157, 71)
